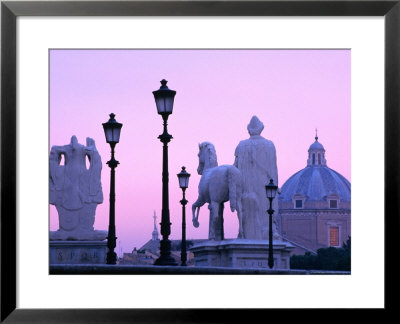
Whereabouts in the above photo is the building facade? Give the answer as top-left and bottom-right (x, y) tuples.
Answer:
(119, 211), (206, 266)
(278, 135), (351, 255)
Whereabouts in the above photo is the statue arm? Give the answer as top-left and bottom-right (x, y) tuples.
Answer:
(250, 143), (278, 184)
(270, 144), (278, 185)
(233, 146), (239, 167)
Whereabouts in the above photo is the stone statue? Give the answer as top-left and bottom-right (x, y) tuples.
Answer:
(49, 135), (106, 240)
(192, 142), (243, 240)
(234, 116), (279, 240)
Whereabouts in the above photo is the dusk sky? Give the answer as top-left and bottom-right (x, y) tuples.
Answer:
(49, 49), (351, 254)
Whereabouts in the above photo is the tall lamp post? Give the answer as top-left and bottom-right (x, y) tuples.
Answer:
(153, 79), (178, 266)
(102, 113), (123, 265)
(177, 166), (190, 266)
(265, 178), (278, 269)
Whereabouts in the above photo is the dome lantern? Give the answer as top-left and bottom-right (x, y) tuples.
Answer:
(307, 129), (327, 166)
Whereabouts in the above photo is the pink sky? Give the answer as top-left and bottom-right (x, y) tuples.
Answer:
(49, 49), (351, 254)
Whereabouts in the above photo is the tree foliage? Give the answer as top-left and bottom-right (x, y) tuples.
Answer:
(290, 237), (351, 271)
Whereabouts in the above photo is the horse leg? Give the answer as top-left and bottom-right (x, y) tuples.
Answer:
(208, 204), (212, 238)
(209, 201), (220, 240)
(219, 202), (224, 240)
(192, 198), (205, 228)
(192, 204), (198, 227)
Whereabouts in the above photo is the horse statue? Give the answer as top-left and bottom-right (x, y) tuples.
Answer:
(192, 142), (244, 240)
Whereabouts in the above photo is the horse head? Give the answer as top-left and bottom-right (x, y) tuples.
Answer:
(197, 143), (204, 175)
(197, 142), (218, 175)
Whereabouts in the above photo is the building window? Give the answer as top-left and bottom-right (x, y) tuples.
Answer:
(329, 227), (339, 246)
(329, 200), (338, 208)
(312, 153), (315, 165)
(295, 199), (303, 208)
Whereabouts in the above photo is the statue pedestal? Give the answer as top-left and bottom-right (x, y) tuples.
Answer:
(50, 229), (107, 241)
(190, 239), (294, 269)
(50, 241), (108, 264)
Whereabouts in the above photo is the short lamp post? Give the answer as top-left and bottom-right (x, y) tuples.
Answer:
(102, 113), (123, 265)
(153, 79), (178, 266)
(177, 166), (190, 266)
(265, 178), (278, 269)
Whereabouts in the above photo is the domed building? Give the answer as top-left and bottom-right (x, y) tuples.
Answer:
(278, 134), (351, 255)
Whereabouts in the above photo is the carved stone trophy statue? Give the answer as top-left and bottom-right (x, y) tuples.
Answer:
(50, 135), (106, 241)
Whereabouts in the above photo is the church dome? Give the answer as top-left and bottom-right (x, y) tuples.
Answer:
(279, 135), (351, 204)
(279, 166), (351, 202)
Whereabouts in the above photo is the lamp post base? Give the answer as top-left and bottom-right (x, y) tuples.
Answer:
(154, 239), (178, 266)
(154, 255), (178, 266)
(106, 251), (117, 265)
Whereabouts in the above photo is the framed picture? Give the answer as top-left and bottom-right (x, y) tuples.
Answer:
(1, 0), (398, 321)
(47, 47), (352, 272)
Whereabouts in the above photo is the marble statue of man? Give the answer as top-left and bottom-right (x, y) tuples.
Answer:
(49, 135), (106, 240)
(234, 116), (280, 240)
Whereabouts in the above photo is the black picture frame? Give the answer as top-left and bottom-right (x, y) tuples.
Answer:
(1, 0), (398, 322)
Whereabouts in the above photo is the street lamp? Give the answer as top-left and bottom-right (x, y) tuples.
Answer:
(153, 79), (178, 266)
(102, 113), (123, 265)
(177, 166), (190, 266)
(265, 178), (278, 269)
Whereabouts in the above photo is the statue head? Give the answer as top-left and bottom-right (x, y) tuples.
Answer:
(247, 116), (264, 136)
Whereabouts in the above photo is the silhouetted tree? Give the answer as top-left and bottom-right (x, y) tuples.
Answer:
(290, 236), (351, 271)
